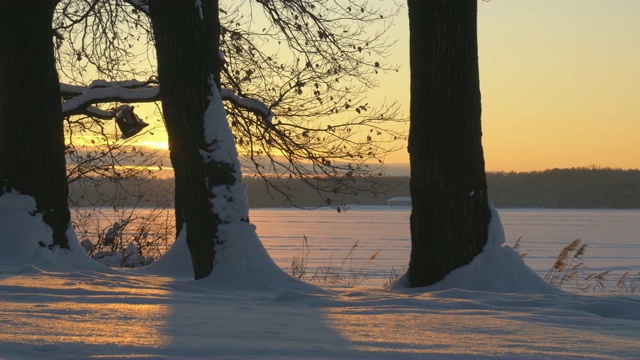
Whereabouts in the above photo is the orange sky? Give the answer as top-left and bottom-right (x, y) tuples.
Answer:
(382, 0), (640, 171)
(135, 0), (640, 173)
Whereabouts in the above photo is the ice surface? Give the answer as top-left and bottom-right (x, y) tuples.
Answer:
(1, 192), (639, 359)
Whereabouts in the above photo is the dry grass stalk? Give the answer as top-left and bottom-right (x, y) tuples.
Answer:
(384, 266), (406, 288)
(289, 237), (376, 286)
(516, 237), (636, 294)
(608, 270), (640, 293)
(544, 238), (586, 287)
(512, 236), (528, 258)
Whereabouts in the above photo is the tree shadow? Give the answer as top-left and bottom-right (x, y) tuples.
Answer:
(0, 268), (355, 358)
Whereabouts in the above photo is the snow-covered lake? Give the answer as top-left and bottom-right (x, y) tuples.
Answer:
(252, 207), (640, 288)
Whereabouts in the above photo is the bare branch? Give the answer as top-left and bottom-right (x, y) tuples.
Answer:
(54, 0), (407, 207)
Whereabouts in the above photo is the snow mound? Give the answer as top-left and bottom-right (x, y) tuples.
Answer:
(139, 226), (194, 278)
(143, 220), (317, 292)
(0, 191), (104, 273)
(393, 202), (561, 294)
(426, 243), (560, 294)
(203, 220), (312, 291)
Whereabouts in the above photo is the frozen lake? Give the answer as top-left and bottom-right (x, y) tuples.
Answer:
(74, 206), (640, 289)
(250, 207), (640, 288)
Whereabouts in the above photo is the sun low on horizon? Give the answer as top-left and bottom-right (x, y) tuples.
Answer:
(134, 140), (169, 151)
(127, 0), (640, 174)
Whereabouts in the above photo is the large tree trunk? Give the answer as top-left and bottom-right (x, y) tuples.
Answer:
(406, 0), (490, 287)
(150, 0), (241, 279)
(0, 1), (71, 248)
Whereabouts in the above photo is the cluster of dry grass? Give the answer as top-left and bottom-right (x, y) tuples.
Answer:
(289, 236), (381, 286)
(515, 237), (639, 294)
(72, 205), (174, 267)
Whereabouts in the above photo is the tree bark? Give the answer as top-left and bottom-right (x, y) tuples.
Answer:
(0, 1), (71, 248)
(149, 0), (240, 279)
(407, 0), (490, 287)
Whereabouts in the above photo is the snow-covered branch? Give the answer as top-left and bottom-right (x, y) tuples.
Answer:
(61, 79), (274, 124)
(61, 79), (160, 118)
(123, 0), (150, 16)
(60, 79), (158, 97)
(220, 89), (274, 124)
(80, 106), (117, 120)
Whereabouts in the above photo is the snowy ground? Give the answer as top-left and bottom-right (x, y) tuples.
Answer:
(2, 269), (639, 360)
(1, 193), (639, 359)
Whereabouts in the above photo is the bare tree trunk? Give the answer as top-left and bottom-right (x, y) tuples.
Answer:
(150, 0), (242, 279)
(407, 0), (490, 287)
(0, 1), (71, 248)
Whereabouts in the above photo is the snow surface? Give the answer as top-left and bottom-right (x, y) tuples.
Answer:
(1, 192), (639, 359)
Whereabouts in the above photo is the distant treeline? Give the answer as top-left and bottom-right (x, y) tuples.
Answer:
(487, 167), (640, 209)
(242, 176), (410, 208)
(69, 167), (640, 209)
(68, 176), (411, 208)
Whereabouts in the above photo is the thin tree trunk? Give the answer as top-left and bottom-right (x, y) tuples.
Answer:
(150, 0), (240, 279)
(407, 0), (490, 287)
(0, 1), (71, 248)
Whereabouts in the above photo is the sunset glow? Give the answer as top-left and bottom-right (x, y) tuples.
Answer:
(134, 140), (170, 151)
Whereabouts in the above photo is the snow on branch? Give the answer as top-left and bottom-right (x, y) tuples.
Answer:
(81, 106), (116, 120)
(60, 79), (158, 97)
(124, 0), (150, 15)
(61, 79), (274, 125)
(61, 79), (160, 118)
(220, 89), (273, 125)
